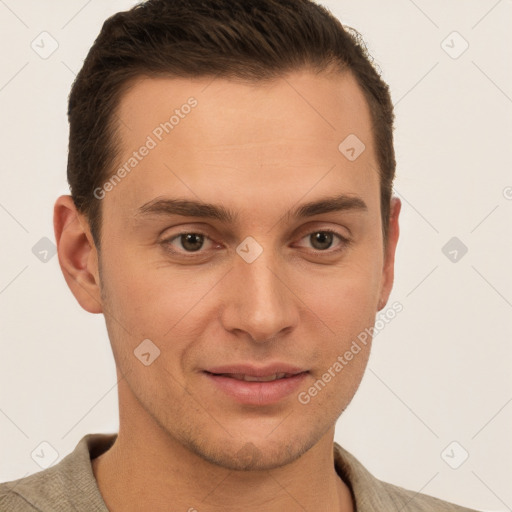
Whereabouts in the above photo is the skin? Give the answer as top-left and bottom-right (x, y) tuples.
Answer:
(54, 69), (401, 512)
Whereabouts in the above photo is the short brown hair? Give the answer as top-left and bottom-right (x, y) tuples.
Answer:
(67, 0), (396, 250)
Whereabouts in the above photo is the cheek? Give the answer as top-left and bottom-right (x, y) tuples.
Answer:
(295, 255), (380, 395)
(297, 283), (375, 415)
(102, 248), (178, 322)
(101, 249), (222, 357)
(300, 258), (381, 334)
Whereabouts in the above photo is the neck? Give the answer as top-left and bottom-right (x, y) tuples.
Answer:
(92, 385), (354, 512)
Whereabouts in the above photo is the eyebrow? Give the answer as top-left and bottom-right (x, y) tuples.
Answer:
(134, 194), (367, 223)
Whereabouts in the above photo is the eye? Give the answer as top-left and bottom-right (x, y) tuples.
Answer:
(296, 229), (349, 253)
(163, 231), (214, 255)
(161, 228), (350, 259)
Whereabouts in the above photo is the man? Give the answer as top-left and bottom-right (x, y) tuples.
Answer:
(0, 0), (480, 510)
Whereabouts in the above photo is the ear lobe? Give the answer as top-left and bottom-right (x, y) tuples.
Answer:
(377, 196), (401, 311)
(53, 195), (103, 314)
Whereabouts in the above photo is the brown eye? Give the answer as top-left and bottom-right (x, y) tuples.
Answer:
(162, 231), (215, 256)
(179, 233), (205, 252)
(297, 230), (349, 253)
(309, 231), (335, 251)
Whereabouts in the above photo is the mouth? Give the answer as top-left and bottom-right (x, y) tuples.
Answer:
(202, 366), (309, 405)
(204, 371), (304, 382)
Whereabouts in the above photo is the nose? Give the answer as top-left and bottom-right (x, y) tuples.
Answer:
(220, 247), (299, 343)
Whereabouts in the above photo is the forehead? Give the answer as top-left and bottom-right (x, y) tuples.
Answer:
(104, 70), (379, 222)
(115, 69), (374, 151)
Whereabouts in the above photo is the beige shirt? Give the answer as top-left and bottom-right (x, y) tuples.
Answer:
(0, 433), (480, 511)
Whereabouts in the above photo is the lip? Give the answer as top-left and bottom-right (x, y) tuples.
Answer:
(203, 363), (309, 405)
(205, 363), (307, 377)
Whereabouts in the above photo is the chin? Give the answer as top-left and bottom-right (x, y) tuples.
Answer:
(182, 427), (323, 472)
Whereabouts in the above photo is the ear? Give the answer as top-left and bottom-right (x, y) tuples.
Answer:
(53, 195), (103, 314)
(377, 197), (401, 311)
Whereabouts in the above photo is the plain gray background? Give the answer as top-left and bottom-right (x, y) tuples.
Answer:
(0, 1), (511, 511)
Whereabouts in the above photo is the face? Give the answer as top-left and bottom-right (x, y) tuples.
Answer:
(58, 69), (400, 471)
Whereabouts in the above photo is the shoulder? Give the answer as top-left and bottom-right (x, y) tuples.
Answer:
(0, 468), (59, 511)
(333, 442), (481, 512)
(376, 478), (481, 511)
(0, 433), (116, 512)
(0, 493), (30, 511)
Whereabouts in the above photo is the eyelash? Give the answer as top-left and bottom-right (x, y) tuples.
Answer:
(161, 228), (350, 259)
